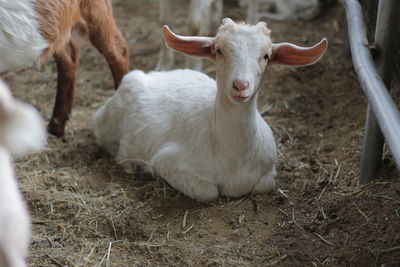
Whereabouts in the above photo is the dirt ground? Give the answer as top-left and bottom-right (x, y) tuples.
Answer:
(3, 0), (400, 266)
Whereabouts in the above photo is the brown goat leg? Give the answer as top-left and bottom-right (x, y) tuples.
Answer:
(92, 30), (129, 89)
(83, 0), (129, 89)
(48, 40), (79, 137)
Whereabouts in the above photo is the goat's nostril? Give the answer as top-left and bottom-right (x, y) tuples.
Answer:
(233, 79), (249, 91)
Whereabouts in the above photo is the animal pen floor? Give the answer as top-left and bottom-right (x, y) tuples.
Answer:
(4, 0), (400, 266)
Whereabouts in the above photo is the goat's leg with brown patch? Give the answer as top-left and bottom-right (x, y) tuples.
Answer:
(83, 0), (129, 89)
(90, 30), (128, 89)
(48, 40), (79, 137)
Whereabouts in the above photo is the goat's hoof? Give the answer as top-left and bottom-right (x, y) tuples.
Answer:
(47, 122), (66, 141)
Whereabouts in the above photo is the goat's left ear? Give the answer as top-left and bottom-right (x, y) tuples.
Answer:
(162, 25), (215, 58)
(271, 38), (328, 66)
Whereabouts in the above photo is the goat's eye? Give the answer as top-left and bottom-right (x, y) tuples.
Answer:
(216, 48), (222, 55)
(264, 54), (270, 60)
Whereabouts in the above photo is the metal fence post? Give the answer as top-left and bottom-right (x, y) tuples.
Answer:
(360, 107), (384, 183)
(359, 0), (399, 184)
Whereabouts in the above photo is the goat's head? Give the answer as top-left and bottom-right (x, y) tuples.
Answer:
(163, 18), (328, 105)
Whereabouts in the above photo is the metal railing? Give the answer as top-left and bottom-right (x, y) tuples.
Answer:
(343, 0), (400, 183)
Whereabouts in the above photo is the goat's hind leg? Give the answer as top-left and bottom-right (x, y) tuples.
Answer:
(48, 40), (79, 138)
(83, 1), (129, 89)
(257, 11), (292, 21)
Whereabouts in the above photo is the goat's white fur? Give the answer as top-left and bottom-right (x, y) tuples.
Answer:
(94, 21), (278, 201)
(0, 79), (46, 267)
(0, 148), (31, 267)
(0, 80), (46, 157)
(156, 0), (222, 71)
(0, 0), (48, 72)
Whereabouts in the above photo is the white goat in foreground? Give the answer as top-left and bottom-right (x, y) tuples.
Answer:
(93, 19), (327, 201)
(0, 79), (46, 267)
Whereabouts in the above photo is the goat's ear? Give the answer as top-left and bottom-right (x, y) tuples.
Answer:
(162, 25), (215, 58)
(271, 38), (328, 66)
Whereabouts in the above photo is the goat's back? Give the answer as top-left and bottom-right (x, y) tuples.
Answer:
(93, 69), (217, 158)
(0, 0), (48, 71)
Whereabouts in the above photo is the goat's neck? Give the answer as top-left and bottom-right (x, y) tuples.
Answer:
(213, 90), (260, 147)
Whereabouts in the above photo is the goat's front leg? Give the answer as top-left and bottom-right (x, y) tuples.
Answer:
(155, 0), (175, 71)
(245, 0), (260, 24)
(156, 43), (175, 71)
(162, 167), (219, 202)
(48, 40), (79, 137)
(252, 169), (277, 194)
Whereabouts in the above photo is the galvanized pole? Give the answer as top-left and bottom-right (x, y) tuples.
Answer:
(359, 0), (399, 183)
(360, 108), (384, 183)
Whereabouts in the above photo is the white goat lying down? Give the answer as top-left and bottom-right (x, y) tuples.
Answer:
(0, 79), (46, 267)
(93, 19), (327, 201)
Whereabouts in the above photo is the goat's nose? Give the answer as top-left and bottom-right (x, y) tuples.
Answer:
(233, 79), (249, 91)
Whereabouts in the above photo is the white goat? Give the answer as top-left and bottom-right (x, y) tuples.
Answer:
(156, 0), (222, 71)
(0, 79), (46, 267)
(93, 18), (327, 201)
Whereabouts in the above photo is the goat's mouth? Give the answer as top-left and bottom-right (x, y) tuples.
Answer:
(232, 95), (250, 103)
(231, 89), (252, 103)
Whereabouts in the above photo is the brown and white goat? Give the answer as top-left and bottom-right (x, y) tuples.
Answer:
(0, 0), (129, 137)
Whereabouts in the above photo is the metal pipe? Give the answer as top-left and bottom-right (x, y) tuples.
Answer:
(359, 0), (399, 183)
(374, 0), (399, 83)
(343, 0), (400, 177)
(360, 106), (384, 183)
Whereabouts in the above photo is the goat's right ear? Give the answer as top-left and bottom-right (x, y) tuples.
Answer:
(162, 26), (215, 58)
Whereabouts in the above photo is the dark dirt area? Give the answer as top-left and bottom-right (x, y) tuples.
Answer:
(3, 0), (400, 266)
